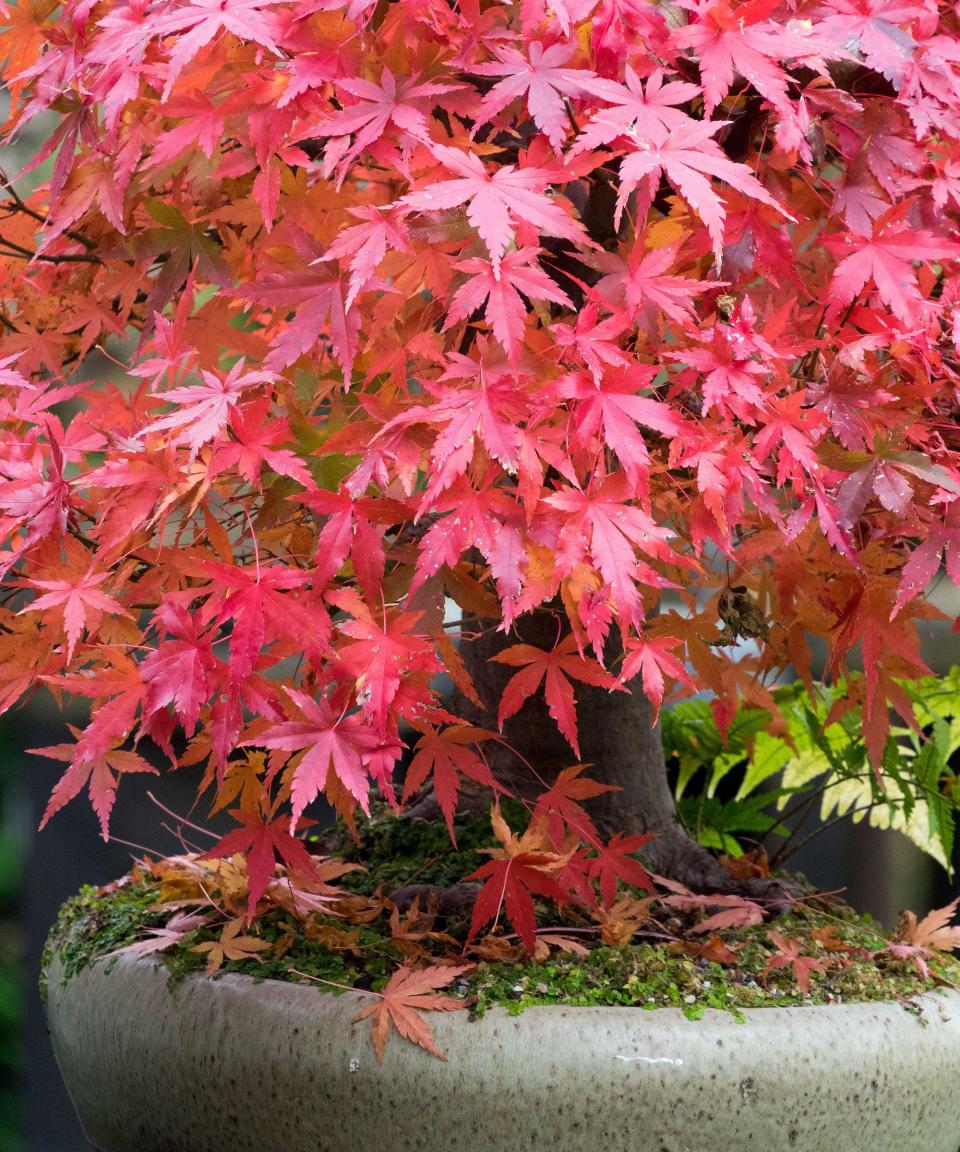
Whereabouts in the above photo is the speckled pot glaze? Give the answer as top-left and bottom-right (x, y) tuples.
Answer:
(44, 953), (960, 1152)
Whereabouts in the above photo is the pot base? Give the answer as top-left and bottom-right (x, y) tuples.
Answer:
(44, 954), (960, 1152)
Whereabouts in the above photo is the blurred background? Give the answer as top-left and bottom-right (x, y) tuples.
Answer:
(0, 100), (958, 1152)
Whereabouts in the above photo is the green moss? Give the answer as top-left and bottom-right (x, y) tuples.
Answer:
(41, 809), (960, 1016)
(41, 881), (412, 999)
(327, 801), (527, 896)
(43, 870), (960, 1020)
(464, 905), (958, 1018)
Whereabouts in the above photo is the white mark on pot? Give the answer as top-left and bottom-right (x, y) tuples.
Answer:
(349, 1057), (360, 1074)
(613, 1055), (684, 1067)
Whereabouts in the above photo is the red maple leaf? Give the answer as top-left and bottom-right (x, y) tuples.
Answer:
(818, 0), (932, 86)
(333, 595), (440, 735)
(31, 729), (157, 841)
(200, 807), (319, 921)
(209, 399), (314, 488)
(186, 557), (329, 685)
(43, 653), (151, 762)
(531, 763), (615, 845)
(467, 808), (571, 953)
(140, 601), (218, 738)
(894, 505), (960, 614)
(153, 0), (284, 100)
(247, 227), (362, 381)
(305, 489), (410, 598)
(402, 725), (499, 841)
(588, 832), (656, 908)
(384, 355), (529, 504)
(492, 632), (615, 757)
(550, 302), (634, 381)
(559, 365), (686, 486)
(764, 931), (827, 996)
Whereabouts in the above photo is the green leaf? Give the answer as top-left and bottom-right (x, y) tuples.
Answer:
(736, 730), (793, 800)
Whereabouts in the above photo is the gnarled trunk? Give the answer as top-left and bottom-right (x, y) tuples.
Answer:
(448, 607), (787, 900)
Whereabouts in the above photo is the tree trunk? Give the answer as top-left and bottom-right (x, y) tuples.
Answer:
(442, 607), (790, 901)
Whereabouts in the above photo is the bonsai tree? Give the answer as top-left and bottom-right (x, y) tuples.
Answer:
(4, 0), (960, 1032)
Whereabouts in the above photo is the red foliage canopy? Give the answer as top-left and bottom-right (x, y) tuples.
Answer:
(1, 0), (959, 924)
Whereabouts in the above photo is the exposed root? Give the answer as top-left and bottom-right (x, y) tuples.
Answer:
(641, 827), (799, 914)
(386, 800), (799, 922)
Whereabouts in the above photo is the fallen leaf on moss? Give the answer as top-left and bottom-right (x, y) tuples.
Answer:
(353, 963), (473, 1062)
(106, 910), (210, 959)
(192, 917), (272, 974)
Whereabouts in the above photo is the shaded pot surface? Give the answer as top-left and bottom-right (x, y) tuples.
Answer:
(44, 954), (960, 1152)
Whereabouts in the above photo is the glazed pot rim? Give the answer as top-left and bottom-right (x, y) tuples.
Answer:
(45, 950), (960, 1023)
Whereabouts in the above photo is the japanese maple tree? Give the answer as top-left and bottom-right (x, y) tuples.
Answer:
(2, 0), (960, 946)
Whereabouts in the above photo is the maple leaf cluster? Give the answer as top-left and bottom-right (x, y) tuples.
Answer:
(1, 0), (959, 910)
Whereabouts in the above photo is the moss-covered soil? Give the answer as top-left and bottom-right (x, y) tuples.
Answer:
(42, 810), (960, 1021)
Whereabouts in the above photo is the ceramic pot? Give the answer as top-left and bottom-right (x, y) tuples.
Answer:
(42, 951), (960, 1152)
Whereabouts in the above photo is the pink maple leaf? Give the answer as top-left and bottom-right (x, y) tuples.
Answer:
(617, 635), (694, 718)
(545, 476), (678, 627)
(558, 365), (686, 486)
(444, 247), (573, 360)
(22, 567), (130, 661)
(402, 144), (586, 274)
(616, 120), (791, 262)
(591, 241), (725, 326)
(825, 210), (960, 327)
(248, 686), (382, 826)
(572, 66), (701, 153)
(471, 40), (599, 151)
(550, 302), (634, 381)
(140, 358), (276, 460)
(672, 0), (837, 117)
(319, 205), (412, 310)
(154, 0), (285, 100)
(314, 69), (463, 184)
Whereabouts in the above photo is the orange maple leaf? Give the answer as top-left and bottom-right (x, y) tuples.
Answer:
(352, 963), (472, 1062)
(191, 917), (272, 975)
